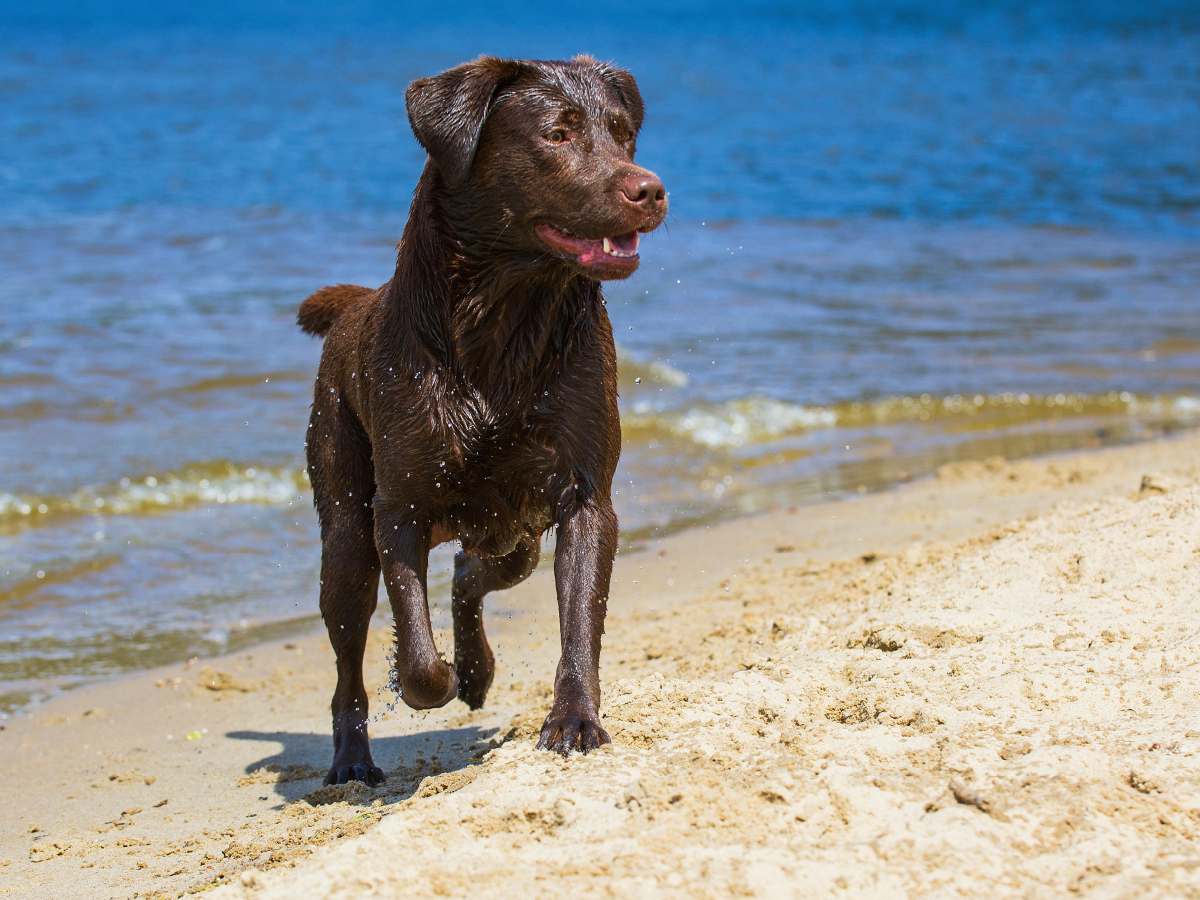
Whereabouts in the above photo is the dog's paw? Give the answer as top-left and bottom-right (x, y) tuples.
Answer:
(455, 654), (494, 710)
(536, 709), (611, 756)
(323, 762), (386, 787)
(457, 676), (490, 710)
(395, 660), (460, 710)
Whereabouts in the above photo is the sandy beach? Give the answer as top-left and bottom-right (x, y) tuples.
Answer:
(3, 431), (1199, 899)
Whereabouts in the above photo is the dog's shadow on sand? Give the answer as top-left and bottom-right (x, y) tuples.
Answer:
(226, 725), (501, 807)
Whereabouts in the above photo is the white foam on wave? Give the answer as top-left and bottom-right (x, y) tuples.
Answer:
(626, 397), (838, 448)
(0, 464), (310, 529)
(623, 391), (1200, 449)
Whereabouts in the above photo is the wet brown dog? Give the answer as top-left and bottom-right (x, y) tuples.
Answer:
(298, 56), (667, 785)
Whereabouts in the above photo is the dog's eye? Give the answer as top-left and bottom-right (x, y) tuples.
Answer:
(546, 129), (567, 144)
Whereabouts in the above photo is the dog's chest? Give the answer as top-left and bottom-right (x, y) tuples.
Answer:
(440, 419), (558, 556)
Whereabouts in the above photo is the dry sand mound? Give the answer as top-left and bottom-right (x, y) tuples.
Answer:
(218, 484), (1200, 900)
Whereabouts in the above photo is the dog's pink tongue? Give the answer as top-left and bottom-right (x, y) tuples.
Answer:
(611, 231), (639, 254)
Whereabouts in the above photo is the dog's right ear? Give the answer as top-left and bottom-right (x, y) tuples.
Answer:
(406, 57), (525, 189)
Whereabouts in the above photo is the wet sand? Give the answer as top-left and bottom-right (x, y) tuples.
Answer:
(3, 432), (1199, 899)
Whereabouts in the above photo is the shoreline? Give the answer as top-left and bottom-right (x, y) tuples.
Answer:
(2, 429), (1198, 898)
(6, 423), (1196, 720)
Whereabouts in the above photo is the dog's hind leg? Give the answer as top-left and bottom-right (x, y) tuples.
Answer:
(452, 535), (540, 709)
(310, 411), (385, 787)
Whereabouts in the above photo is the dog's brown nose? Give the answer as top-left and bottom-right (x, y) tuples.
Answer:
(620, 173), (666, 213)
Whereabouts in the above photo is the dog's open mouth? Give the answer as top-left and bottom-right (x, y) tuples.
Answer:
(536, 224), (640, 274)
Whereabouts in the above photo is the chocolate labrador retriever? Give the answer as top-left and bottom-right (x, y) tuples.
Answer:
(297, 55), (667, 785)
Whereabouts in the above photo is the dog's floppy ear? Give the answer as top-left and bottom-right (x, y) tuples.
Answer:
(406, 56), (525, 188)
(586, 59), (644, 133)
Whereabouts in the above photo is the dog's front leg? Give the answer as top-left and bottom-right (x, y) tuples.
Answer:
(374, 501), (460, 710)
(537, 497), (617, 754)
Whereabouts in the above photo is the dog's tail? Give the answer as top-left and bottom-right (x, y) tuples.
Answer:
(297, 284), (374, 338)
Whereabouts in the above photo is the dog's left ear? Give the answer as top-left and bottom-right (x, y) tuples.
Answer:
(589, 61), (644, 134)
(406, 56), (525, 188)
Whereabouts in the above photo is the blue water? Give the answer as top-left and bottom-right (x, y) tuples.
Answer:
(2, 1), (1199, 709)
(4, 1), (1199, 227)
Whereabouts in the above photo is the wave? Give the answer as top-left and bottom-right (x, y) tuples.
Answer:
(625, 397), (837, 447)
(624, 391), (1200, 449)
(615, 344), (689, 389)
(3, 392), (1197, 530)
(0, 462), (309, 534)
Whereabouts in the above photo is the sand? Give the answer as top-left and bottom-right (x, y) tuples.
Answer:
(3, 432), (1199, 899)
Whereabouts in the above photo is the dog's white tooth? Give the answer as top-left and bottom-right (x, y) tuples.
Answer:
(603, 237), (612, 254)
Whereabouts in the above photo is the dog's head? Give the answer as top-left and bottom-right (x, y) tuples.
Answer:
(406, 56), (667, 281)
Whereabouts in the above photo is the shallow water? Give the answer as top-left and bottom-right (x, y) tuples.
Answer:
(2, 1), (1199, 709)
